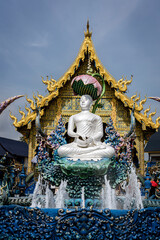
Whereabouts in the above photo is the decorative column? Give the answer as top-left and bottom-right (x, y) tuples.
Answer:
(27, 131), (34, 174)
(139, 131), (145, 175)
(111, 98), (117, 129)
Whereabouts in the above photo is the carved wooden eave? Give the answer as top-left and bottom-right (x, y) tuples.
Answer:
(10, 22), (160, 132)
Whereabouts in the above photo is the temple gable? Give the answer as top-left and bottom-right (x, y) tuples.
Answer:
(10, 22), (160, 175)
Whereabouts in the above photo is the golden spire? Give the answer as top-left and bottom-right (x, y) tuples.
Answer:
(84, 19), (92, 38)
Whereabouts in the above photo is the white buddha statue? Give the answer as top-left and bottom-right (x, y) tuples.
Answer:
(58, 95), (115, 161)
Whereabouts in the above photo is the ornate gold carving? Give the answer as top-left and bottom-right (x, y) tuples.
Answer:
(148, 109), (156, 122)
(37, 91), (44, 100)
(10, 105), (44, 128)
(144, 106), (151, 118)
(33, 93), (41, 107)
(42, 76), (57, 93)
(134, 94), (141, 103)
(154, 116), (160, 129)
(9, 111), (19, 127)
(139, 132), (145, 175)
(113, 91), (160, 129)
(25, 105), (32, 121)
(131, 93), (137, 101)
(10, 24), (160, 133)
(26, 95), (36, 110)
(111, 98), (117, 129)
(135, 96), (147, 112)
(114, 90), (133, 108)
(27, 131), (34, 173)
(18, 107), (26, 123)
(117, 75), (132, 92)
(27, 121), (32, 129)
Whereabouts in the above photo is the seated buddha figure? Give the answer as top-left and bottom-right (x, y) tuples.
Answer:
(58, 95), (115, 161)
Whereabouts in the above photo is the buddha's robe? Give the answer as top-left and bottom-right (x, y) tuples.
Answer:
(58, 111), (115, 161)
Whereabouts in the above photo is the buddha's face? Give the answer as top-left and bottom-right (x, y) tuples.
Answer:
(80, 95), (92, 110)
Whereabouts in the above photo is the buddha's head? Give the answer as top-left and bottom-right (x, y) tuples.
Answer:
(80, 95), (93, 110)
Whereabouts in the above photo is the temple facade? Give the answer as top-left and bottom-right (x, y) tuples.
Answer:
(10, 22), (160, 175)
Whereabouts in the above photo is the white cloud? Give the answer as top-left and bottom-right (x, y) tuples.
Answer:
(28, 33), (49, 48)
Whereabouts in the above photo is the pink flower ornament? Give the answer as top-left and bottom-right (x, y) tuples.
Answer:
(71, 75), (102, 100)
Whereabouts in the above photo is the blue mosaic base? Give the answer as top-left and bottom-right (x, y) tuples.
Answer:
(0, 205), (160, 239)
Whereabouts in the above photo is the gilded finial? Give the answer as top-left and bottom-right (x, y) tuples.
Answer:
(84, 19), (92, 38)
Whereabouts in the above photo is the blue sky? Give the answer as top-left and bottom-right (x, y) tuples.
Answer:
(0, 0), (160, 140)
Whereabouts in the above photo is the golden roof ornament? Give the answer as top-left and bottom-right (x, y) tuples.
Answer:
(84, 20), (92, 38)
(10, 23), (160, 131)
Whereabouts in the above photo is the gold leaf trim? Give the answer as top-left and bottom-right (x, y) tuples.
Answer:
(10, 33), (159, 131)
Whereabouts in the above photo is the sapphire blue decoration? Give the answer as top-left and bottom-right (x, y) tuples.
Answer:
(18, 165), (26, 196)
(105, 117), (121, 148)
(0, 205), (160, 240)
